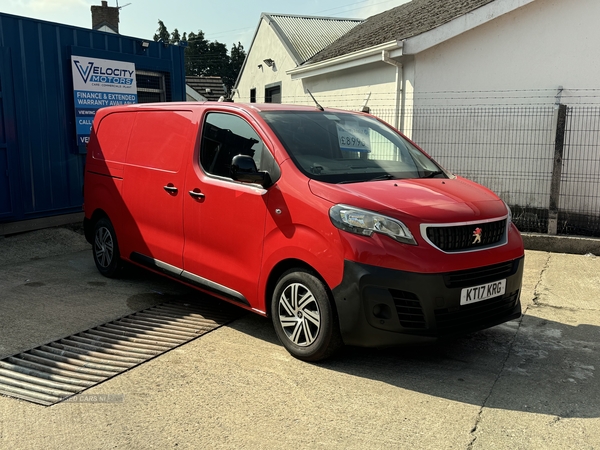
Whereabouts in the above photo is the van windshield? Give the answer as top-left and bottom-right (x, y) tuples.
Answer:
(260, 111), (448, 184)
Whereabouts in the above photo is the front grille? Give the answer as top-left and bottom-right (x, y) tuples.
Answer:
(425, 219), (506, 252)
(390, 289), (426, 329)
(434, 290), (520, 335)
(443, 260), (517, 289)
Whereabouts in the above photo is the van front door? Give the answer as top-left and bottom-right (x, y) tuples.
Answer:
(182, 112), (271, 310)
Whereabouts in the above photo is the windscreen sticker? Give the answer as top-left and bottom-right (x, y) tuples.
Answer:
(336, 123), (371, 153)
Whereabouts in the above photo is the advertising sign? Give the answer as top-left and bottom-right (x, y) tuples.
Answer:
(71, 55), (137, 146)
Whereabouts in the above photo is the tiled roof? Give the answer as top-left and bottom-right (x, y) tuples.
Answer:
(185, 76), (227, 101)
(264, 13), (362, 64)
(310, 0), (495, 63)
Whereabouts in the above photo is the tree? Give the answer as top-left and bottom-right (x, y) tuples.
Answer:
(153, 20), (170, 42)
(205, 41), (229, 77)
(153, 20), (247, 93)
(184, 30), (209, 77)
(171, 28), (181, 44)
(224, 42), (246, 90)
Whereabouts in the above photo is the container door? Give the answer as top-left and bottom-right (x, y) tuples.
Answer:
(0, 48), (17, 220)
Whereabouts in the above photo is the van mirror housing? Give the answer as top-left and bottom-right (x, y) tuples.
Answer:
(230, 154), (271, 187)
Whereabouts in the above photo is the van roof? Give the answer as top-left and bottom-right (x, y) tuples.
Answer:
(96, 102), (360, 115)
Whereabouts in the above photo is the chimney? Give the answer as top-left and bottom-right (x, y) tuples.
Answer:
(91, 1), (119, 34)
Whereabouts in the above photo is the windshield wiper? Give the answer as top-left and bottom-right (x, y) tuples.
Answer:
(337, 174), (397, 184)
(368, 174), (397, 181)
(422, 170), (445, 178)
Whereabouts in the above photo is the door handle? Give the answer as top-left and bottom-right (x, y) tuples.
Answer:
(163, 185), (178, 194)
(188, 190), (205, 199)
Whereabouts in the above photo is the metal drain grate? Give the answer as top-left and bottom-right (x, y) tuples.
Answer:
(0, 301), (240, 406)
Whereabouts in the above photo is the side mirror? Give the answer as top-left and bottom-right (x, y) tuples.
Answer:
(230, 154), (272, 187)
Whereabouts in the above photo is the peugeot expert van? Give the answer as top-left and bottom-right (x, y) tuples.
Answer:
(83, 102), (524, 361)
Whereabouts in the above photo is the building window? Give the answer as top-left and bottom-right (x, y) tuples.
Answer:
(265, 84), (281, 104)
(250, 88), (256, 103)
(136, 70), (169, 103)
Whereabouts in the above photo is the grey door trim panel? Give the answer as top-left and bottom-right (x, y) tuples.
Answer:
(130, 252), (183, 278)
(130, 252), (249, 306)
(180, 271), (249, 306)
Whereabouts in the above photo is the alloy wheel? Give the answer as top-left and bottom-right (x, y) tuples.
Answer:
(94, 226), (114, 269)
(277, 282), (321, 346)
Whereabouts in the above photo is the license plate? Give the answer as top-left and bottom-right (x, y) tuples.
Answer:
(460, 279), (506, 305)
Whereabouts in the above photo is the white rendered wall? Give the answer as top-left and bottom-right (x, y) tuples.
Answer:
(301, 62), (398, 112)
(412, 0), (600, 106)
(235, 19), (399, 111)
(234, 19), (306, 104)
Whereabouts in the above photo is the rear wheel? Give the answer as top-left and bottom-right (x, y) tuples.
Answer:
(93, 217), (121, 278)
(271, 269), (343, 362)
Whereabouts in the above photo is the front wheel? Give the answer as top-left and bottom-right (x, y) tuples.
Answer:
(92, 217), (121, 278)
(271, 269), (343, 362)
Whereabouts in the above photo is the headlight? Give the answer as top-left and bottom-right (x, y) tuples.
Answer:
(329, 204), (417, 245)
(504, 201), (512, 225)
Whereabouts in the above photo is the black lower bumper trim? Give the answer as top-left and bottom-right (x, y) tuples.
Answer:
(331, 257), (524, 347)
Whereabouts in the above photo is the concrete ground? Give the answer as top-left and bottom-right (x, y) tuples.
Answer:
(0, 228), (599, 449)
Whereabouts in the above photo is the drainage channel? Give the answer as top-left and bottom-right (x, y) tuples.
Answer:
(0, 301), (241, 406)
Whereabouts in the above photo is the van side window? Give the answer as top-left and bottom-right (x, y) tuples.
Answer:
(200, 113), (266, 178)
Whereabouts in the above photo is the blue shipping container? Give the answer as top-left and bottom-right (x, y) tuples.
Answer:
(0, 12), (186, 224)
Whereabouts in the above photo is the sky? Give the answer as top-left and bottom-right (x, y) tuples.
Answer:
(0, 0), (410, 50)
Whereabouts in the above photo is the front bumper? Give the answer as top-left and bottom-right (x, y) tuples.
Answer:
(331, 257), (524, 347)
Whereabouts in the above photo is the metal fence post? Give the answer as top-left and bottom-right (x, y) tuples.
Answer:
(548, 103), (568, 235)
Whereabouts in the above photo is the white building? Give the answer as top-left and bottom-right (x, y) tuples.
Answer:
(234, 13), (361, 105)
(235, 0), (600, 235)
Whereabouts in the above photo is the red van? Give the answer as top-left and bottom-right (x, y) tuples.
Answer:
(83, 102), (524, 361)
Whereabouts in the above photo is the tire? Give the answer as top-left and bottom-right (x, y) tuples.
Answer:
(271, 269), (343, 362)
(92, 217), (121, 278)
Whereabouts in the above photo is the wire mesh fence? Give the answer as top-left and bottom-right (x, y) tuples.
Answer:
(560, 106), (600, 236)
(371, 105), (600, 237)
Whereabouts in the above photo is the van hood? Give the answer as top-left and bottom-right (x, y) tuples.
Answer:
(308, 177), (508, 223)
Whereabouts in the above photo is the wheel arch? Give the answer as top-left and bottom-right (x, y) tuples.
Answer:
(84, 208), (110, 244)
(265, 259), (338, 319)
